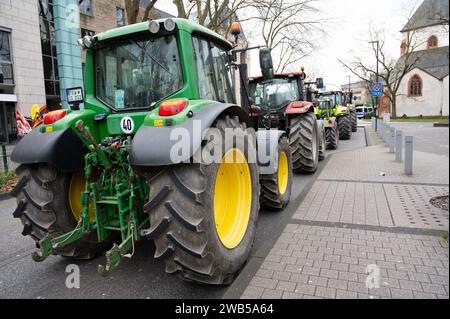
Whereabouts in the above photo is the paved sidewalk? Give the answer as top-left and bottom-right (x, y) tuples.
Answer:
(240, 125), (449, 299)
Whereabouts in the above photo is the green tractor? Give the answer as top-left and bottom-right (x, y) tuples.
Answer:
(314, 98), (340, 150)
(318, 91), (353, 140)
(10, 18), (292, 285)
(248, 67), (325, 175)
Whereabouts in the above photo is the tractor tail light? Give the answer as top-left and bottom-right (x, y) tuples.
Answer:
(158, 99), (187, 116)
(44, 110), (67, 125)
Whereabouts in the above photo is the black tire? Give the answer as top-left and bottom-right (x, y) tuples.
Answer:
(325, 123), (339, 150)
(289, 112), (320, 174)
(142, 115), (260, 285)
(260, 136), (293, 210)
(319, 128), (326, 161)
(338, 114), (352, 140)
(350, 109), (358, 132)
(11, 164), (109, 259)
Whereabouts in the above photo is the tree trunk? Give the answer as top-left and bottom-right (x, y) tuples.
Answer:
(391, 97), (397, 118)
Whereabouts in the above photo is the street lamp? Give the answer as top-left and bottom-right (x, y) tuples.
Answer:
(369, 40), (379, 131)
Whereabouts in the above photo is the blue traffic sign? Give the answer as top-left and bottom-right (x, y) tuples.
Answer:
(372, 82), (383, 97)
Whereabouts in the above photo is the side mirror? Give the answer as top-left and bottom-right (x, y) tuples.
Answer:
(259, 48), (274, 79)
(315, 78), (324, 89)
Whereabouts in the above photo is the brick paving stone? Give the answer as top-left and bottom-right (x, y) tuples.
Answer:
(295, 283), (316, 295)
(315, 286), (336, 299)
(241, 224), (449, 299)
(261, 289), (283, 299)
(276, 280), (296, 292)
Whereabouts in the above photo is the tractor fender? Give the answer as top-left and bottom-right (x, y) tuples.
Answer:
(130, 103), (252, 167)
(285, 101), (313, 115)
(10, 128), (87, 173)
(323, 117), (337, 129)
(256, 129), (286, 175)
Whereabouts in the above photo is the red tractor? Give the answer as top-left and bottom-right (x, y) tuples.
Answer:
(248, 63), (325, 174)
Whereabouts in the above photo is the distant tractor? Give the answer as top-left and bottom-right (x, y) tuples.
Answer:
(315, 98), (340, 150)
(318, 91), (352, 140)
(248, 67), (325, 175)
(10, 18), (293, 285)
(344, 91), (358, 132)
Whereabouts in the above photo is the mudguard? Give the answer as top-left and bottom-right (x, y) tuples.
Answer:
(323, 117), (337, 129)
(11, 128), (87, 173)
(285, 101), (313, 115)
(130, 104), (252, 167)
(334, 105), (348, 117)
(257, 129), (286, 175)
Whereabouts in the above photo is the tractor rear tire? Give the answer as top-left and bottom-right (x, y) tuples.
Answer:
(11, 164), (109, 259)
(319, 129), (326, 161)
(350, 109), (358, 132)
(260, 136), (293, 210)
(289, 112), (320, 174)
(142, 115), (260, 285)
(338, 114), (352, 140)
(326, 123), (339, 150)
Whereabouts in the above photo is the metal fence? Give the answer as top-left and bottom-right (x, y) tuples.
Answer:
(1, 144), (19, 173)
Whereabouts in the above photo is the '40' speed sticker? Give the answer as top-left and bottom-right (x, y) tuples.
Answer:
(120, 116), (134, 134)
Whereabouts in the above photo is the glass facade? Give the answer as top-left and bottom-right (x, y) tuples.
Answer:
(38, 0), (60, 110)
(0, 28), (13, 86)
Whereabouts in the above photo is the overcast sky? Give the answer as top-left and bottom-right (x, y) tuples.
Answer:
(154, 0), (422, 88)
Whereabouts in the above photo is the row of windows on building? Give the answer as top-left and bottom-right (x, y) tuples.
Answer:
(401, 35), (440, 55)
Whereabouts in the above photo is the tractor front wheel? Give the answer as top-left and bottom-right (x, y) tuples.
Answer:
(326, 122), (339, 150)
(338, 114), (352, 140)
(11, 164), (109, 259)
(350, 109), (358, 132)
(289, 112), (320, 174)
(142, 115), (260, 285)
(260, 136), (293, 210)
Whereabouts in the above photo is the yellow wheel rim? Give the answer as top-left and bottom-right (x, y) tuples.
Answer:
(214, 148), (252, 249)
(69, 170), (95, 222)
(278, 151), (289, 195)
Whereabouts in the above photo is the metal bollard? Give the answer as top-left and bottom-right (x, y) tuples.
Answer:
(389, 128), (395, 153)
(383, 125), (390, 143)
(405, 136), (413, 175)
(379, 121), (384, 137)
(395, 130), (403, 162)
(2, 145), (8, 172)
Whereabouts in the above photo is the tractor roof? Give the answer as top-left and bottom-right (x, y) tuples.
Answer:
(96, 18), (233, 50)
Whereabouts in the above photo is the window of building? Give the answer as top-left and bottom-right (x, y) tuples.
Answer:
(81, 28), (95, 38)
(427, 35), (438, 49)
(116, 7), (125, 27)
(408, 74), (422, 97)
(38, 0), (60, 105)
(192, 37), (234, 103)
(80, 0), (93, 16)
(400, 40), (407, 55)
(0, 28), (14, 85)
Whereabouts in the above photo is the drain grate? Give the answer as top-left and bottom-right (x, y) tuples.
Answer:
(384, 184), (449, 230)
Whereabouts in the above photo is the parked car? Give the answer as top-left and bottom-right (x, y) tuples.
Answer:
(355, 106), (373, 119)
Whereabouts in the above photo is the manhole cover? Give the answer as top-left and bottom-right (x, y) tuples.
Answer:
(430, 196), (449, 211)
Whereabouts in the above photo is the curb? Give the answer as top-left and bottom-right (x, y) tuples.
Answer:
(0, 192), (12, 201)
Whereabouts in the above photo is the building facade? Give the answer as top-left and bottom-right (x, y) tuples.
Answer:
(0, 0), (172, 143)
(0, 0), (46, 143)
(396, 0), (449, 117)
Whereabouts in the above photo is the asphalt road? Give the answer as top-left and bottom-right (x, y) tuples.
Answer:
(0, 128), (366, 299)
